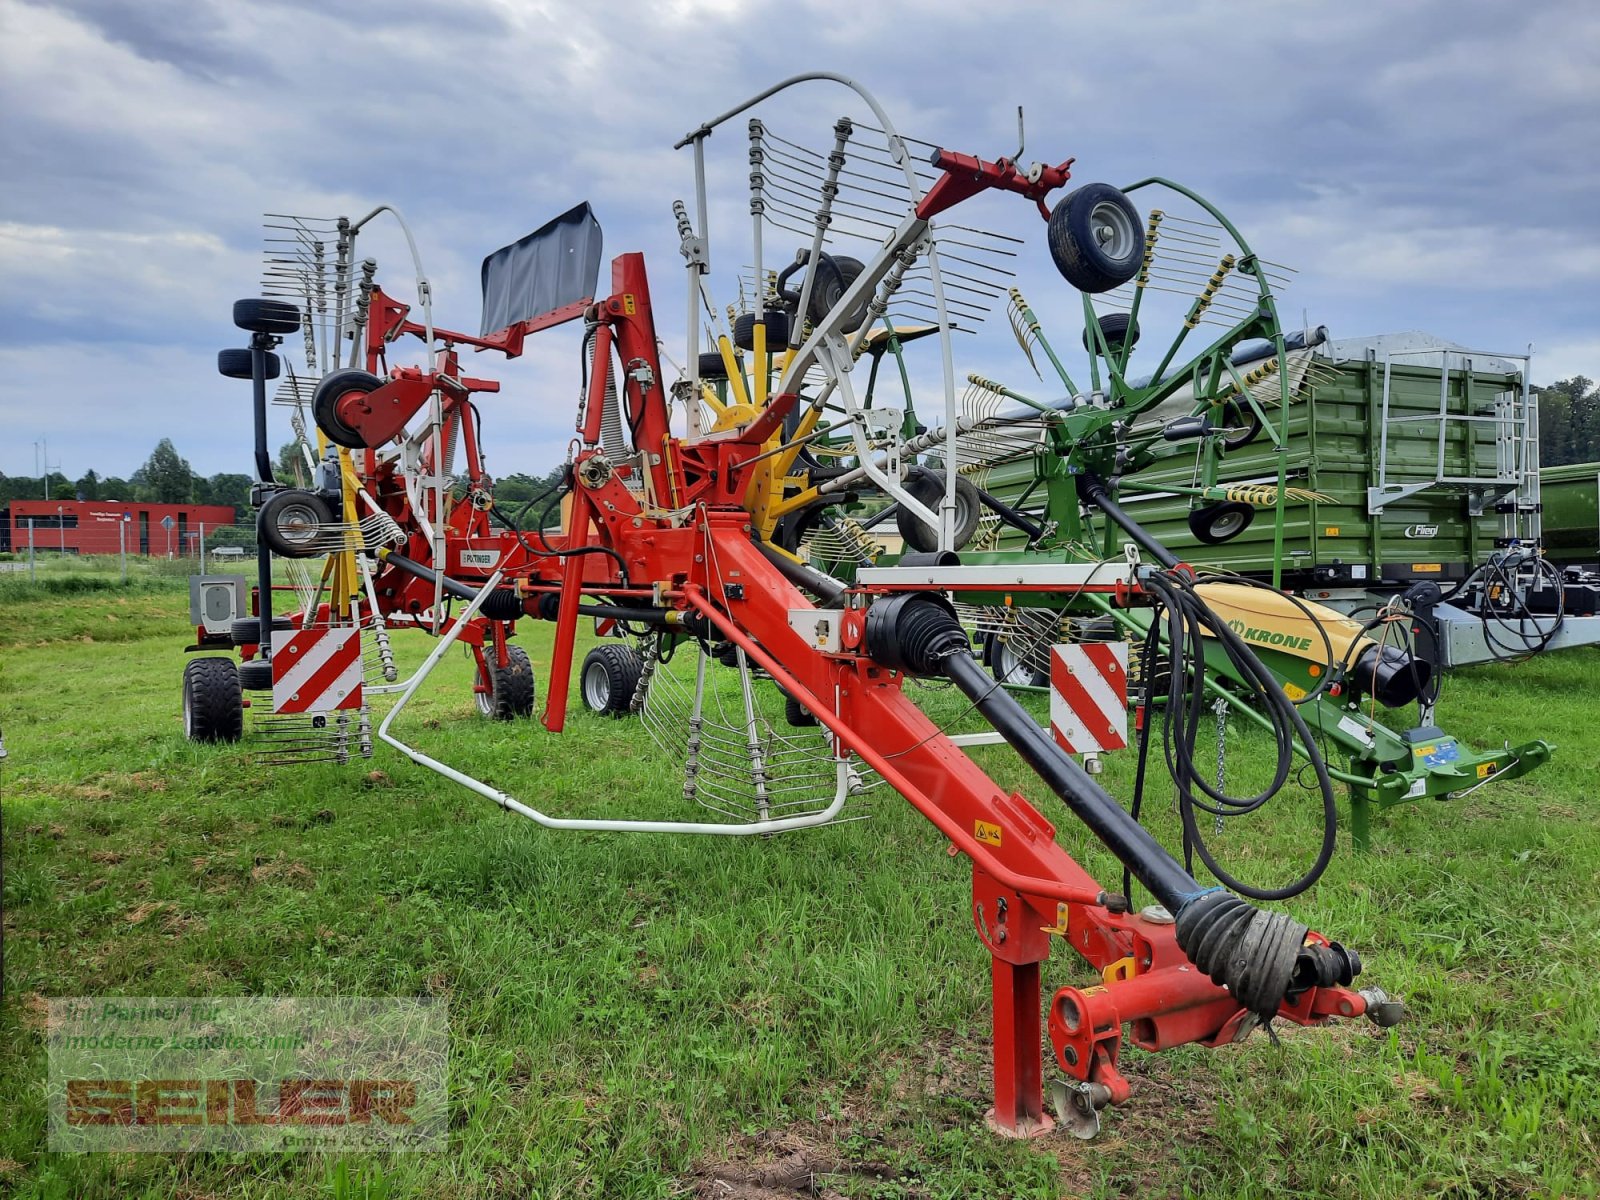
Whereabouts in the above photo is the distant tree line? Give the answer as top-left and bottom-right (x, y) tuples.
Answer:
(3, 437), (571, 509)
(1539, 377), (1599, 467)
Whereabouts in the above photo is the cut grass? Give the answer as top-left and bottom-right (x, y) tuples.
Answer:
(1, 566), (1596, 1198)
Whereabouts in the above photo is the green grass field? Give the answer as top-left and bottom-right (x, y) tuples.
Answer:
(2, 563), (1597, 1199)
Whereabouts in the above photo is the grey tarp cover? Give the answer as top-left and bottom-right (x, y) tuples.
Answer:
(479, 202), (603, 337)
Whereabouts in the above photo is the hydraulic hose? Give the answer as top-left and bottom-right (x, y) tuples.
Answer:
(1076, 472), (1338, 900)
(379, 549), (525, 621)
(863, 592), (1360, 1016)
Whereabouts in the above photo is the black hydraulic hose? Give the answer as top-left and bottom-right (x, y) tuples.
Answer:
(251, 340), (275, 646)
(756, 541), (847, 605)
(1078, 471), (1337, 900)
(942, 649), (1206, 911)
(865, 592), (1361, 1016)
(381, 550), (525, 621)
(972, 482), (1045, 542)
(250, 341), (275, 486)
(1076, 474), (1180, 568)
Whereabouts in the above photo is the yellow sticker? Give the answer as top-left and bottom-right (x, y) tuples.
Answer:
(622, 293), (637, 315)
(1415, 745), (1437, 757)
(974, 820), (1003, 847)
(1412, 563), (1442, 573)
(1477, 762), (1496, 778)
(1324, 526), (1340, 536)
(1283, 681), (1307, 700)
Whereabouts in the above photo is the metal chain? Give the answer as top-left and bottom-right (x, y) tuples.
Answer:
(1213, 697), (1228, 836)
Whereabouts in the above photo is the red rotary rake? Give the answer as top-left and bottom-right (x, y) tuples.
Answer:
(213, 75), (1404, 1136)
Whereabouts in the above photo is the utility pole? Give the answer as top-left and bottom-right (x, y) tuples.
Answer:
(199, 522), (206, 567)
(120, 515), (128, 583)
(57, 504), (65, 554)
(34, 438), (60, 500)
(27, 519), (35, 582)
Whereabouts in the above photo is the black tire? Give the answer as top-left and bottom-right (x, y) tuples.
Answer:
(183, 658), (244, 743)
(580, 644), (642, 716)
(476, 644), (535, 720)
(238, 658), (274, 691)
(783, 691), (818, 728)
(896, 470), (981, 554)
(988, 636), (1047, 687)
(233, 297), (301, 335)
(218, 348), (279, 380)
(733, 311), (789, 351)
(1219, 399), (1263, 451)
(805, 254), (868, 333)
(1047, 184), (1143, 294)
(1082, 312), (1140, 356)
(258, 489), (334, 559)
(1188, 502), (1256, 545)
(312, 368), (384, 450)
(697, 351), (730, 380)
(230, 616), (293, 647)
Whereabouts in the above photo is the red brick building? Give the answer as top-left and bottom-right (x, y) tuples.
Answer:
(1, 500), (237, 556)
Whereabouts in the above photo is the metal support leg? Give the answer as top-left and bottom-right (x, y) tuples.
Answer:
(1349, 787), (1372, 852)
(541, 487), (593, 733)
(985, 957), (1053, 1138)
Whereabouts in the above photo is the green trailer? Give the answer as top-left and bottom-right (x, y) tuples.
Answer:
(973, 331), (1541, 603)
(1540, 461), (1600, 565)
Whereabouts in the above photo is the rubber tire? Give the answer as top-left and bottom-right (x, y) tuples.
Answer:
(580, 644), (642, 716)
(1220, 400), (1263, 451)
(1082, 312), (1140, 356)
(233, 298), (301, 335)
(806, 254), (868, 333)
(783, 691), (818, 728)
(697, 351), (730, 380)
(896, 470), (981, 554)
(183, 658), (244, 743)
(312, 368), (384, 450)
(733, 311), (789, 352)
(230, 616), (293, 647)
(1047, 183), (1143, 294)
(1188, 502), (1256, 545)
(987, 635), (1047, 688)
(476, 643), (535, 720)
(258, 489), (334, 559)
(218, 348), (279, 381)
(238, 658), (274, 691)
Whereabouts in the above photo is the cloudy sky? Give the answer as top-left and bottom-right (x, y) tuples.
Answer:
(2, 0), (1595, 485)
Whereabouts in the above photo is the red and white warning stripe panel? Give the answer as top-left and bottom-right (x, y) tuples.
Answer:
(270, 628), (364, 715)
(1049, 642), (1128, 755)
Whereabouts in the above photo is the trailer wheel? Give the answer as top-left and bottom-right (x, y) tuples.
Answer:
(580, 644), (642, 716)
(1188, 501), (1256, 545)
(475, 644), (535, 720)
(258, 489), (334, 559)
(312, 368), (384, 449)
(733, 310), (789, 352)
(1048, 184), (1143, 294)
(1219, 399), (1263, 451)
(233, 297), (301, 335)
(238, 658), (274, 692)
(897, 470), (981, 554)
(783, 691), (818, 728)
(230, 616), (293, 647)
(218, 348), (279, 380)
(183, 658), (244, 743)
(988, 636), (1047, 687)
(1082, 312), (1141, 356)
(697, 351), (730, 380)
